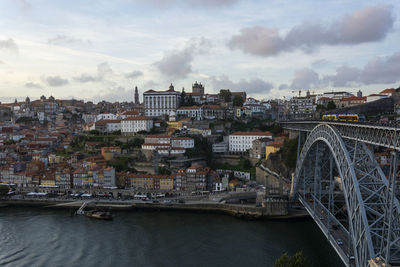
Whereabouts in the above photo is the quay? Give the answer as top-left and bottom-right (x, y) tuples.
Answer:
(0, 199), (309, 220)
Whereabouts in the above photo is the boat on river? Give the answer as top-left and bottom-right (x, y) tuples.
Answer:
(85, 209), (113, 220)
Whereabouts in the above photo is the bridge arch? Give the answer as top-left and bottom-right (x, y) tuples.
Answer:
(291, 124), (400, 267)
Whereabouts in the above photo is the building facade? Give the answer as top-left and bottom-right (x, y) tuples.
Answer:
(229, 131), (273, 153)
(144, 84), (181, 117)
(121, 116), (153, 134)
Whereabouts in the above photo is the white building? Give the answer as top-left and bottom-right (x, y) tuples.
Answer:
(367, 94), (389, 103)
(95, 119), (121, 133)
(171, 137), (195, 149)
(289, 96), (316, 120)
(243, 103), (266, 115)
(106, 120), (121, 132)
(144, 84), (181, 117)
(229, 131), (273, 153)
(103, 167), (116, 188)
(97, 113), (117, 121)
(176, 106), (203, 120)
(120, 110), (139, 119)
(82, 114), (97, 123)
(212, 142), (228, 153)
(121, 116), (153, 134)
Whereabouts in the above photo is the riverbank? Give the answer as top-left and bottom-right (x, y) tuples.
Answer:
(0, 199), (310, 220)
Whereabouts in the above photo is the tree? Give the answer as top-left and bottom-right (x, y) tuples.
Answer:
(316, 104), (326, 111)
(180, 90), (186, 106)
(89, 130), (100, 135)
(0, 185), (9, 196)
(233, 95), (244, 107)
(219, 89), (232, 102)
(159, 167), (171, 175)
(327, 101), (336, 110)
(274, 251), (308, 267)
(186, 96), (196, 106)
(271, 123), (283, 135)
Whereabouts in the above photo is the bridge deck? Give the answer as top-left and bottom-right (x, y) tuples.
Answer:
(281, 121), (400, 150)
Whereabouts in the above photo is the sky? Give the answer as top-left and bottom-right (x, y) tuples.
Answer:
(0, 0), (399, 103)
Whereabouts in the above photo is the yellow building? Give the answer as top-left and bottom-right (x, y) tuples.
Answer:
(265, 141), (284, 159)
(129, 174), (154, 189)
(167, 120), (183, 130)
(159, 176), (174, 190)
(101, 147), (122, 161)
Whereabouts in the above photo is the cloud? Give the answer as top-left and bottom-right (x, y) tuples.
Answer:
(324, 52), (400, 86)
(97, 62), (113, 78)
(73, 62), (113, 83)
(17, 0), (31, 9)
(228, 5), (394, 57)
(25, 82), (42, 89)
(290, 68), (320, 89)
(73, 73), (98, 83)
(279, 84), (289, 90)
(154, 37), (212, 79)
(361, 52), (400, 84)
(94, 86), (135, 102)
(0, 38), (19, 54)
(323, 65), (361, 87)
(147, 0), (238, 8)
(311, 59), (331, 67)
(44, 76), (69, 87)
(124, 70), (143, 79)
(210, 75), (273, 94)
(48, 35), (92, 47)
(143, 80), (159, 88)
(0, 60), (4, 64)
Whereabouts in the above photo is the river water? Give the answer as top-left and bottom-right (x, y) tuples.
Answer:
(0, 208), (343, 267)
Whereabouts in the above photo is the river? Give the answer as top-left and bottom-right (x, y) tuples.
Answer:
(0, 207), (343, 267)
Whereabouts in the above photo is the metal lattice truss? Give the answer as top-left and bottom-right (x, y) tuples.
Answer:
(281, 121), (400, 150)
(291, 124), (400, 267)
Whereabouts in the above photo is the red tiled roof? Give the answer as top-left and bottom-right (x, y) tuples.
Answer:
(368, 94), (386, 97)
(380, 88), (395, 94)
(122, 116), (152, 121)
(145, 135), (170, 139)
(122, 111), (139, 116)
(318, 97), (332, 101)
(230, 131), (273, 136)
(177, 105), (201, 110)
(340, 96), (366, 102)
(95, 119), (121, 125)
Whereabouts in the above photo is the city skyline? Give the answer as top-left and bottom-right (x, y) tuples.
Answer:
(0, 0), (399, 103)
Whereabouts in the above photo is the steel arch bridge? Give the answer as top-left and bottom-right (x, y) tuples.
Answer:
(287, 123), (400, 267)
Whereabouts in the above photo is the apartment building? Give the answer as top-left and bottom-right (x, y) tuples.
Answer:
(143, 84), (181, 117)
(229, 131), (273, 153)
(121, 116), (153, 135)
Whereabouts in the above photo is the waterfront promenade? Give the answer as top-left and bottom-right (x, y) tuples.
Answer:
(0, 195), (307, 220)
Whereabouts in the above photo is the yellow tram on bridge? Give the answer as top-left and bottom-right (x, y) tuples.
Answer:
(322, 114), (366, 122)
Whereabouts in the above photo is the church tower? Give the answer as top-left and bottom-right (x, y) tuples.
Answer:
(134, 86), (139, 104)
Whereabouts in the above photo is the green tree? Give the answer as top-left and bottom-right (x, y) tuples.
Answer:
(274, 251), (308, 267)
(233, 95), (244, 107)
(186, 96), (196, 106)
(219, 89), (232, 102)
(0, 185), (9, 196)
(180, 90), (186, 106)
(316, 104), (326, 111)
(271, 123), (283, 134)
(159, 167), (171, 175)
(327, 101), (336, 110)
(89, 130), (100, 135)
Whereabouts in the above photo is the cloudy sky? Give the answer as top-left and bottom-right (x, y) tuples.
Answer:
(0, 0), (399, 103)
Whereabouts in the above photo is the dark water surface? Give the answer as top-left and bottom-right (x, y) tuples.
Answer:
(0, 208), (343, 267)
